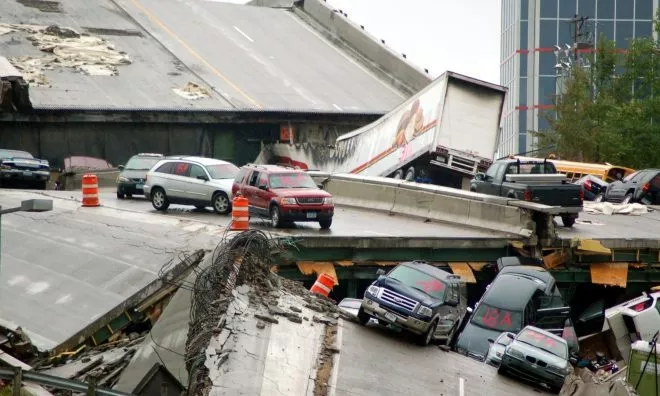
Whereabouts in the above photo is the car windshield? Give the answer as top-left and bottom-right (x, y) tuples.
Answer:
(206, 164), (239, 179)
(387, 265), (447, 300)
(496, 333), (514, 346)
(516, 328), (568, 359)
(0, 150), (32, 159)
(125, 157), (161, 170)
(472, 303), (523, 332)
(269, 173), (317, 189)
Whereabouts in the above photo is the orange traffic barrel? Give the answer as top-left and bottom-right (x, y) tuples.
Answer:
(310, 273), (336, 297)
(81, 174), (100, 207)
(230, 196), (249, 231)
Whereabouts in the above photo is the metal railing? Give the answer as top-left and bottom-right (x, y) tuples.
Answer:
(0, 367), (133, 396)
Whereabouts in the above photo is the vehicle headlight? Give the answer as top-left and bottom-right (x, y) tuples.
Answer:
(280, 197), (296, 205)
(417, 306), (433, 318)
(549, 365), (569, 375)
(117, 176), (130, 183)
(507, 347), (525, 360)
(324, 197), (333, 205)
(366, 285), (380, 296)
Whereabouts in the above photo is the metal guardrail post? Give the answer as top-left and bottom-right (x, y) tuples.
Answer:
(12, 367), (22, 396)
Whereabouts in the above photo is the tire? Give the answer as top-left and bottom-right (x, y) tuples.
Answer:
(357, 307), (371, 325)
(37, 181), (47, 190)
(404, 167), (416, 182)
(593, 193), (604, 202)
(150, 188), (170, 211)
(392, 169), (404, 179)
(498, 364), (507, 376)
(416, 319), (438, 346)
(126, 193), (132, 199)
(270, 204), (283, 228)
(621, 193), (633, 204)
(212, 192), (231, 214)
(319, 218), (332, 229)
(194, 205), (206, 210)
(561, 216), (576, 227)
(117, 191), (125, 199)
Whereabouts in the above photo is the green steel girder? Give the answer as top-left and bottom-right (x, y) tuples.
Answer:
(276, 246), (511, 263)
(576, 251), (659, 263)
(550, 268), (660, 283)
(89, 310), (144, 346)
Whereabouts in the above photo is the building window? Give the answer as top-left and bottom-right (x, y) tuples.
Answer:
(540, 52), (557, 76)
(520, 0), (528, 20)
(559, 0), (577, 18)
(558, 21), (573, 46)
(636, 0), (654, 18)
(540, 20), (558, 47)
(520, 21), (528, 49)
(636, 21), (653, 38)
(616, 0), (634, 19)
(520, 52), (528, 77)
(518, 110), (527, 153)
(597, 0), (615, 19)
(597, 20), (615, 41)
(541, 0), (558, 18)
(579, 0), (596, 18)
(539, 76), (556, 104)
(519, 77), (527, 106)
(616, 21), (634, 48)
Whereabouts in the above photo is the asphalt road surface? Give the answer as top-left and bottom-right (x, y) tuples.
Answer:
(331, 319), (553, 396)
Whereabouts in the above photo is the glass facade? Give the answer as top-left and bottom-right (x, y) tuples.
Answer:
(499, 0), (657, 156)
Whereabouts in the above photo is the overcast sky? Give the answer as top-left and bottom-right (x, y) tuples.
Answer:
(325, 0), (502, 84)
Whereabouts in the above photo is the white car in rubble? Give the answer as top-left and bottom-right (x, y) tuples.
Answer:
(143, 156), (239, 214)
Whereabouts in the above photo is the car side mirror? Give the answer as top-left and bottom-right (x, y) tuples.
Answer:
(466, 307), (473, 314)
(474, 172), (484, 181)
(197, 175), (209, 181)
(118, 165), (124, 170)
(258, 184), (268, 190)
(506, 333), (515, 340)
(487, 338), (495, 344)
(445, 298), (458, 307)
(376, 269), (386, 276)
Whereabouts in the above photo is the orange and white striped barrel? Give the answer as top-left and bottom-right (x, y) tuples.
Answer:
(81, 174), (100, 207)
(310, 273), (336, 297)
(230, 196), (249, 231)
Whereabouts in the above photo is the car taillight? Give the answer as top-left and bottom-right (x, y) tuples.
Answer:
(579, 188), (584, 201)
(524, 190), (532, 201)
(642, 183), (650, 193)
(583, 179), (592, 191)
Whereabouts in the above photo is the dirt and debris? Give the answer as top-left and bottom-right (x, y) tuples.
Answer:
(173, 81), (211, 100)
(0, 23), (131, 86)
(82, 27), (143, 37)
(16, 0), (62, 13)
(314, 324), (339, 396)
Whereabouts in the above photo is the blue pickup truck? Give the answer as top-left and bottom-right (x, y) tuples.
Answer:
(358, 261), (469, 346)
(0, 149), (50, 189)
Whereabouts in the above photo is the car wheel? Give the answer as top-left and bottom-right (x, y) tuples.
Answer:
(319, 218), (332, 229)
(357, 307), (371, 325)
(594, 193), (604, 202)
(151, 188), (170, 211)
(195, 205), (206, 210)
(392, 169), (404, 179)
(212, 192), (230, 214)
(561, 215), (576, 227)
(126, 193), (132, 199)
(404, 167), (416, 182)
(37, 181), (48, 190)
(497, 365), (507, 376)
(117, 191), (125, 199)
(416, 319), (438, 346)
(622, 193), (633, 204)
(270, 204), (283, 228)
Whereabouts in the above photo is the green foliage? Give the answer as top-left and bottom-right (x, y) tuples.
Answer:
(0, 386), (32, 396)
(536, 9), (660, 169)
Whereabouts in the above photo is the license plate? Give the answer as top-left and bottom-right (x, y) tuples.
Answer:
(384, 312), (397, 323)
(306, 211), (317, 219)
(23, 171), (33, 177)
(136, 184), (144, 189)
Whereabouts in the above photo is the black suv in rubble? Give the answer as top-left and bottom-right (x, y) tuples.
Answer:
(358, 261), (469, 346)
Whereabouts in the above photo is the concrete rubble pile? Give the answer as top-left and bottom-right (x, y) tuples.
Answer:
(0, 23), (131, 86)
(560, 367), (639, 396)
(185, 230), (344, 396)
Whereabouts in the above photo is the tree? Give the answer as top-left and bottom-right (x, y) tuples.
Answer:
(534, 10), (660, 169)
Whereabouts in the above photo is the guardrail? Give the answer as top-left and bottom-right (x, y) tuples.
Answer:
(308, 171), (563, 240)
(0, 367), (132, 396)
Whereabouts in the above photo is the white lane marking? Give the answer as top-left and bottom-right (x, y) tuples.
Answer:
(233, 25), (254, 42)
(327, 318), (344, 396)
(364, 230), (392, 236)
(459, 377), (465, 396)
(332, 103), (343, 111)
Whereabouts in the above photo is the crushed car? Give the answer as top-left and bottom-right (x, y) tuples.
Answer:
(485, 331), (515, 367)
(357, 261), (469, 346)
(0, 149), (50, 189)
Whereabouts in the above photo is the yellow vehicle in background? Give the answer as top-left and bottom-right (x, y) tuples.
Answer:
(513, 156), (635, 183)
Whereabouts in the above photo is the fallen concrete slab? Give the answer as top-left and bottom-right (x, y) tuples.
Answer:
(0, 189), (226, 351)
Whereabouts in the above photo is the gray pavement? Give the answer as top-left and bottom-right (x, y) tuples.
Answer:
(331, 319), (552, 396)
(558, 210), (660, 242)
(0, 189), (226, 351)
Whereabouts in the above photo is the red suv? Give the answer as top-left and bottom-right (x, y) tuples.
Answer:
(232, 165), (334, 229)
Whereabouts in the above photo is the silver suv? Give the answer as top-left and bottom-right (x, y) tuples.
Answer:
(143, 156), (239, 214)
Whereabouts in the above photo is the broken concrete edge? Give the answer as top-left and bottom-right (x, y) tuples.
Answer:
(313, 319), (341, 396)
(51, 249), (205, 356)
(272, 235), (516, 250)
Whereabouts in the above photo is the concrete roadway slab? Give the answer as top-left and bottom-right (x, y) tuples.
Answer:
(43, 190), (516, 239)
(331, 319), (552, 396)
(0, 189), (226, 351)
(557, 210), (660, 245)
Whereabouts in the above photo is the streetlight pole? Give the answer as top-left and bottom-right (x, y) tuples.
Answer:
(0, 199), (54, 274)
